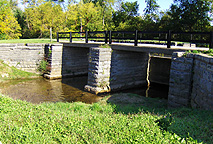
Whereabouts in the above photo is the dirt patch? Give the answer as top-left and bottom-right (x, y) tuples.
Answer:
(106, 93), (167, 108)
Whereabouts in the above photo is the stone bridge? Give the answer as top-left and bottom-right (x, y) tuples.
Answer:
(43, 43), (212, 110)
(44, 43), (186, 87)
(0, 43), (211, 110)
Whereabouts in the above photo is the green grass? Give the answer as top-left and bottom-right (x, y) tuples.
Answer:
(0, 94), (212, 143)
(99, 44), (111, 48)
(0, 38), (58, 44)
(0, 60), (39, 81)
(184, 49), (213, 56)
(0, 38), (85, 44)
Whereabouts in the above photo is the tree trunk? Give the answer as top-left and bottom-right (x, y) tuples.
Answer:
(50, 27), (52, 42)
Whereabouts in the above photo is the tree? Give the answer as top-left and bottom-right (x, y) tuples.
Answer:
(144, 0), (159, 16)
(78, 2), (103, 31)
(0, 0), (21, 39)
(9, 0), (19, 11)
(169, 0), (211, 32)
(112, 1), (140, 30)
(24, 1), (65, 38)
(158, 11), (172, 31)
(143, 0), (160, 31)
(66, 2), (103, 32)
(14, 8), (28, 38)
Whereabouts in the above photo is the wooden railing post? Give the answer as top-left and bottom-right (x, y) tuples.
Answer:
(210, 31), (213, 49)
(167, 30), (171, 48)
(134, 30), (138, 46)
(105, 31), (108, 44)
(109, 31), (112, 44)
(69, 32), (72, 43)
(190, 34), (192, 47)
(85, 31), (88, 43)
(57, 32), (59, 42)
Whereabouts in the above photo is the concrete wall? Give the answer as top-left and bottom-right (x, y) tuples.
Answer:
(0, 43), (45, 73)
(168, 52), (213, 110)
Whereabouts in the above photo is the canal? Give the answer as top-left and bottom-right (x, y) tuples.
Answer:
(0, 76), (168, 104)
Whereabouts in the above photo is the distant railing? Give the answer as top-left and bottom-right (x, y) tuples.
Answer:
(57, 30), (213, 48)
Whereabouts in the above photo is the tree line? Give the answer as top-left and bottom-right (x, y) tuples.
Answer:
(0, 0), (212, 39)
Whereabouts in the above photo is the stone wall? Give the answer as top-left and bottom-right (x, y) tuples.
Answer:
(0, 43), (45, 73)
(85, 47), (149, 94)
(62, 45), (89, 77)
(44, 44), (63, 79)
(44, 44), (89, 79)
(110, 50), (149, 90)
(191, 54), (213, 110)
(168, 52), (212, 110)
(85, 47), (112, 94)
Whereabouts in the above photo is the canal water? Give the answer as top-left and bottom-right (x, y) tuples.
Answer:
(0, 76), (168, 104)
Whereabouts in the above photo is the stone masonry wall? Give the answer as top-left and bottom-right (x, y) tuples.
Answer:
(85, 47), (149, 94)
(168, 52), (194, 107)
(45, 44), (89, 79)
(110, 50), (149, 90)
(85, 47), (112, 94)
(168, 52), (213, 110)
(191, 54), (213, 110)
(62, 45), (89, 77)
(44, 44), (63, 79)
(0, 43), (45, 73)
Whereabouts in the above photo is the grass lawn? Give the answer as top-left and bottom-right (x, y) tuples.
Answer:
(0, 60), (39, 82)
(0, 93), (212, 143)
(0, 39), (58, 44)
(0, 38), (85, 44)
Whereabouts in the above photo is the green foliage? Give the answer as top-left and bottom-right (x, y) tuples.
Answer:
(24, 1), (66, 38)
(0, 0), (22, 39)
(184, 49), (213, 56)
(112, 1), (140, 31)
(99, 44), (110, 48)
(37, 59), (49, 73)
(1, 0), (212, 39)
(155, 114), (173, 131)
(144, 0), (159, 15)
(0, 94), (212, 143)
(203, 49), (213, 56)
(169, 0), (211, 32)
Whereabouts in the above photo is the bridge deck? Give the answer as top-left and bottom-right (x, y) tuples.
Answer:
(62, 41), (209, 55)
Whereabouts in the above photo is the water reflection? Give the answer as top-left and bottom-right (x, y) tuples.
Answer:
(0, 77), (103, 104)
(0, 76), (168, 104)
(119, 83), (169, 99)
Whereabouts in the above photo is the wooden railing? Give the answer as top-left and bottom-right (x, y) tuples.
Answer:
(57, 30), (213, 48)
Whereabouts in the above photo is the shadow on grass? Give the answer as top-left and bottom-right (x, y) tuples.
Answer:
(106, 93), (213, 144)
